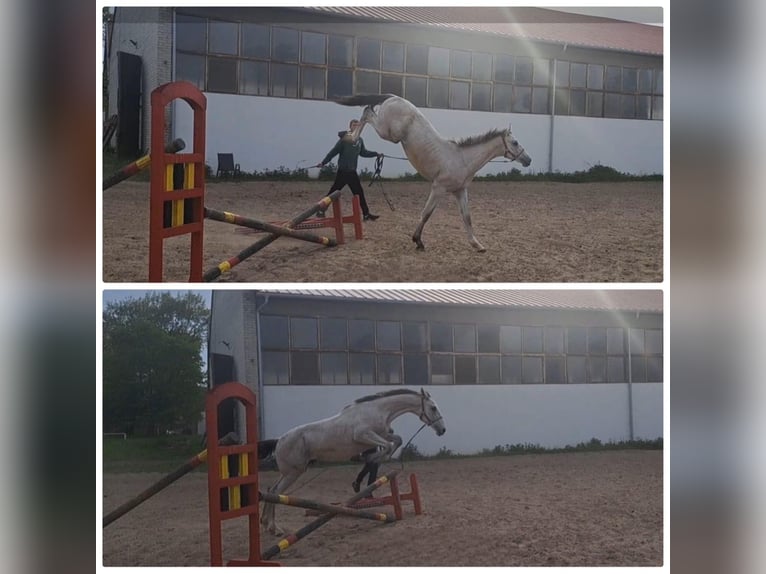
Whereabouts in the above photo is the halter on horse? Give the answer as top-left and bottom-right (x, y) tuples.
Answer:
(259, 388), (446, 536)
(335, 94), (532, 252)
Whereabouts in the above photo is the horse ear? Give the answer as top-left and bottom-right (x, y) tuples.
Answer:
(420, 387), (431, 399)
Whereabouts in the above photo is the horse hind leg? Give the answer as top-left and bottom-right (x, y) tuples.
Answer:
(261, 471), (301, 536)
(455, 188), (486, 252)
(412, 185), (443, 250)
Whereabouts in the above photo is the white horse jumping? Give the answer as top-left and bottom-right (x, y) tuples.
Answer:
(335, 94), (532, 252)
(259, 388), (446, 536)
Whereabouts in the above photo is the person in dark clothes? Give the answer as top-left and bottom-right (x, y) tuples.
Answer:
(315, 119), (382, 220)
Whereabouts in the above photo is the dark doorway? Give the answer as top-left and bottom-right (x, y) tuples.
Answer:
(117, 51), (142, 157)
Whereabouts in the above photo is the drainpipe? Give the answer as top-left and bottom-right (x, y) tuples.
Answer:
(254, 292), (271, 438)
(548, 58), (557, 173)
(626, 313), (636, 441)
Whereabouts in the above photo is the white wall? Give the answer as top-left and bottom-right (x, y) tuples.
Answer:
(262, 383), (663, 456)
(173, 94), (663, 177)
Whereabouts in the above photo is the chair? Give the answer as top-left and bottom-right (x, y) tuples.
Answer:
(217, 153), (241, 179)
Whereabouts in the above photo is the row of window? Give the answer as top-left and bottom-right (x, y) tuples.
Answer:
(260, 315), (662, 356)
(262, 350), (662, 385)
(259, 316), (663, 385)
(175, 14), (663, 119)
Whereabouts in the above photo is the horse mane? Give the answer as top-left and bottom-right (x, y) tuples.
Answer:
(453, 128), (507, 148)
(352, 388), (421, 405)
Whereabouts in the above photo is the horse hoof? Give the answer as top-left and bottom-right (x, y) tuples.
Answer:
(352, 481), (361, 493)
(477, 247), (486, 253)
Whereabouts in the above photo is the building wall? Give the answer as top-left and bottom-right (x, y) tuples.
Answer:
(107, 7), (173, 153)
(173, 93), (662, 176)
(209, 291), (664, 453)
(262, 383), (662, 455)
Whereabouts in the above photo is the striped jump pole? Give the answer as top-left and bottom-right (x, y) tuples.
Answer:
(261, 469), (399, 560)
(102, 138), (185, 191)
(202, 188), (345, 282)
(204, 207), (337, 247)
(103, 431), (238, 528)
(259, 492), (394, 523)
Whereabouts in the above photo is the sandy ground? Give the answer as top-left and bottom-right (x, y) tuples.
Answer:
(102, 450), (662, 567)
(102, 180), (662, 283)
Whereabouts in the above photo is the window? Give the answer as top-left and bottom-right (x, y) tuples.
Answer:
(555, 60), (570, 87)
(472, 83), (491, 111)
(328, 35), (353, 67)
(655, 70), (663, 94)
(531, 87), (549, 114)
(428, 47), (450, 77)
(570, 62), (587, 88)
(479, 356), (500, 384)
(455, 355), (476, 383)
(570, 90), (586, 115)
(240, 61), (268, 95)
(301, 31), (326, 65)
(242, 23), (269, 58)
(532, 58), (550, 85)
(512, 87), (531, 113)
(349, 319), (374, 351)
(501, 356), (522, 384)
(567, 356), (586, 383)
(500, 325), (522, 353)
(605, 66), (621, 91)
(621, 95), (636, 118)
(477, 324), (500, 353)
(404, 354), (428, 384)
(382, 42), (404, 72)
(652, 96), (663, 120)
(176, 14), (206, 52)
(622, 68), (638, 92)
(637, 96), (652, 120)
(349, 354), (375, 384)
(493, 83), (513, 113)
(403, 322), (427, 352)
(588, 327), (607, 354)
(604, 93), (621, 118)
(522, 326), (543, 353)
(472, 52), (492, 81)
(607, 327), (624, 355)
(272, 27), (299, 62)
(522, 357), (543, 383)
(176, 53), (205, 90)
(320, 318), (347, 349)
(639, 69), (653, 93)
(327, 69), (352, 99)
(207, 58), (237, 93)
(515, 57), (533, 84)
(430, 323), (452, 352)
(208, 20), (238, 55)
(428, 78), (449, 108)
(291, 352), (318, 385)
(567, 327), (587, 354)
(357, 38), (381, 69)
(454, 324), (476, 353)
(406, 44), (428, 74)
(301, 67), (325, 99)
(376, 321), (401, 351)
(588, 356), (607, 383)
(546, 357), (566, 383)
(381, 74), (403, 97)
(494, 54), (514, 83)
(405, 76), (427, 106)
(271, 63), (298, 97)
(450, 81), (470, 109)
(545, 327), (565, 354)
(378, 354), (402, 384)
(645, 329), (663, 354)
(608, 357), (625, 382)
(262, 351), (288, 385)
(261, 315), (289, 348)
(587, 64), (604, 90)
(355, 71), (379, 94)
(320, 353), (347, 384)
(290, 317), (317, 349)
(586, 92), (603, 117)
(451, 50), (471, 79)
(431, 355), (453, 384)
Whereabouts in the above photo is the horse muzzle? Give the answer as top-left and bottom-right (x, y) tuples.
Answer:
(518, 153), (532, 167)
(436, 428), (446, 436)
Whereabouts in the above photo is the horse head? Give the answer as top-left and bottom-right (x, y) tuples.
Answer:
(503, 125), (532, 167)
(419, 388), (446, 436)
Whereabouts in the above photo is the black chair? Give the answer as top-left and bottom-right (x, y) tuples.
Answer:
(216, 153), (241, 178)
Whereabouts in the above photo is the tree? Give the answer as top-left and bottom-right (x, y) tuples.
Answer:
(103, 292), (208, 436)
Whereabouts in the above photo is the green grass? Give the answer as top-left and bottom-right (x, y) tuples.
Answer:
(103, 435), (205, 473)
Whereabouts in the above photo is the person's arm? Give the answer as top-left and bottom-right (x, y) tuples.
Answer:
(319, 139), (342, 166)
(358, 138), (381, 158)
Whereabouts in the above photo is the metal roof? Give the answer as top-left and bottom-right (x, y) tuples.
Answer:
(259, 289), (662, 313)
(303, 6), (663, 56)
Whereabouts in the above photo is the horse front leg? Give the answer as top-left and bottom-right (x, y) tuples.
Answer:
(455, 187), (486, 252)
(412, 184), (443, 250)
(261, 471), (301, 536)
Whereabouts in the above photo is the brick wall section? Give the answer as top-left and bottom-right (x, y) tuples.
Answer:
(107, 7), (174, 153)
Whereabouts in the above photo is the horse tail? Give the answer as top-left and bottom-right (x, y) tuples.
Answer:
(257, 438), (279, 460)
(333, 94), (395, 107)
